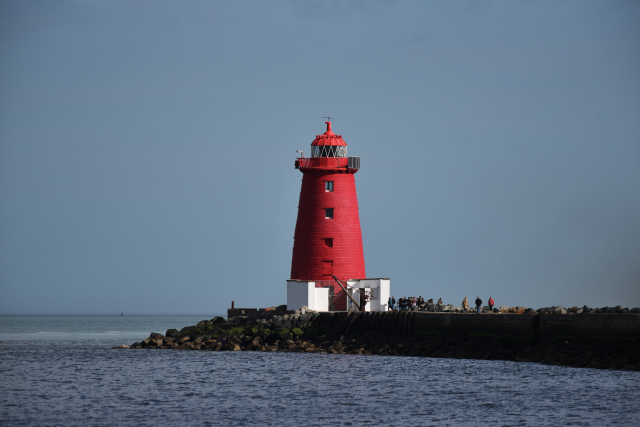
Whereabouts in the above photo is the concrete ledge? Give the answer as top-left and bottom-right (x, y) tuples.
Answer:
(540, 313), (640, 342)
(412, 312), (537, 339)
(312, 311), (640, 345)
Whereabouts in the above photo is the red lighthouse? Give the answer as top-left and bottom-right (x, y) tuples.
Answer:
(291, 121), (365, 310)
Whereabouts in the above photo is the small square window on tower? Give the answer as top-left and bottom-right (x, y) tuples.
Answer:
(324, 238), (334, 247)
(325, 181), (334, 192)
(325, 208), (334, 219)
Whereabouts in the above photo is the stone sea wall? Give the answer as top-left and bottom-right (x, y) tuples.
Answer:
(123, 307), (640, 371)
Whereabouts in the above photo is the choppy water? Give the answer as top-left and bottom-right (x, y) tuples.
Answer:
(1, 316), (639, 426)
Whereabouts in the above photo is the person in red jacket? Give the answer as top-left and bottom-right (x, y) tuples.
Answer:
(488, 296), (495, 312)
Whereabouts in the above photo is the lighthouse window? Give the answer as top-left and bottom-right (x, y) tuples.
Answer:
(311, 146), (347, 158)
(325, 208), (334, 219)
(325, 181), (334, 192)
(324, 238), (334, 247)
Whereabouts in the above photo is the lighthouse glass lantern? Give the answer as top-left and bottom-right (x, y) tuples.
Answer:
(290, 121), (366, 311)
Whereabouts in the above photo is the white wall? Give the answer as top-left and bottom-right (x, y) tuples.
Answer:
(286, 280), (330, 312)
(313, 287), (329, 312)
(346, 279), (391, 312)
(287, 280), (314, 311)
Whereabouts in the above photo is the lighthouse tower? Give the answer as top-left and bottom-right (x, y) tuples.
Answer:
(289, 121), (368, 311)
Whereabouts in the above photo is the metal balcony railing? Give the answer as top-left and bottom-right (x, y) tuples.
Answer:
(295, 156), (360, 170)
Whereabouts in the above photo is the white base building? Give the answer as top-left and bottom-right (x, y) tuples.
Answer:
(287, 278), (391, 312)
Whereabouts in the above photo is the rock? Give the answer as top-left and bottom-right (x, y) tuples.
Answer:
(179, 336), (191, 344)
(149, 332), (165, 340)
(281, 339), (295, 349)
(300, 305), (308, 315)
(246, 339), (261, 350)
(210, 316), (226, 325)
(165, 329), (179, 338)
(298, 313), (313, 322)
(112, 344), (129, 349)
(231, 316), (248, 325)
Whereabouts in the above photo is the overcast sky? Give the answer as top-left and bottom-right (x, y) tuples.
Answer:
(1, 0), (639, 315)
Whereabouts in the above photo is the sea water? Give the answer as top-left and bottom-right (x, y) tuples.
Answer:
(1, 315), (639, 426)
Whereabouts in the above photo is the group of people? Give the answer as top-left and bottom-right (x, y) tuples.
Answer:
(388, 295), (496, 313)
(462, 296), (495, 314)
(388, 296), (443, 311)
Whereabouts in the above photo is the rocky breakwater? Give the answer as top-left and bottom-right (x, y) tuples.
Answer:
(123, 307), (640, 371)
(127, 309), (324, 353)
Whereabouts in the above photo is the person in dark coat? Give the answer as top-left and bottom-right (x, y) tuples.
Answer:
(475, 296), (482, 314)
(360, 291), (371, 312)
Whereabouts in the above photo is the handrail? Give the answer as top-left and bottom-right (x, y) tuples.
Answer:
(296, 156), (360, 170)
(332, 275), (361, 310)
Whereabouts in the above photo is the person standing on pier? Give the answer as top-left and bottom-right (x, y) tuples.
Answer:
(488, 296), (495, 312)
(475, 296), (482, 314)
(462, 297), (469, 313)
